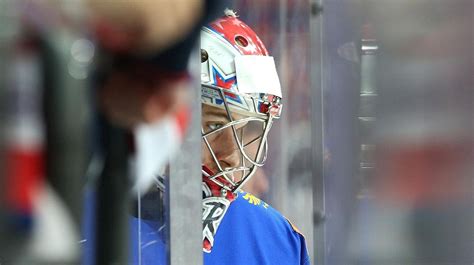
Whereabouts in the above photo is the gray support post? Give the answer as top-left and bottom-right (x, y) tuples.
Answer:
(310, 1), (326, 264)
(358, 33), (377, 196)
(96, 122), (130, 265)
(42, 31), (91, 233)
(0, 1), (20, 261)
(42, 31), (92, 265)
(0, 0), (18, 205)
(272, 0), (289, 214)
(167, 47), (202, 265)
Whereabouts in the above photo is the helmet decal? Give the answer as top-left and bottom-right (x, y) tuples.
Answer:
(208, 65), (251, 111)
(212, 66), (236, 90)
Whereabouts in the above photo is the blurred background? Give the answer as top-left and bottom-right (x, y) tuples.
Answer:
(0, 0), (472, 264)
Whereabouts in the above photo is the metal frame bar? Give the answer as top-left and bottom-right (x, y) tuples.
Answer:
(310, 1), (326, 264)
(42, 31), (90, 236)
(95, 121), (130, 265)
(0, 1), (20, 261)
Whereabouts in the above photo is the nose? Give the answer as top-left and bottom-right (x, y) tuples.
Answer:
(213, 127), (240, 169)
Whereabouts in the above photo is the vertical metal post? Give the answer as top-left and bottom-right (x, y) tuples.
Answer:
(0, 1), (20, 261)
(95, 121), (130, 265)
(271, 0), (289, 214)
(310, 1), (325, 264)
(0, 0), (18, 205)
(41, 31), (92, 265)
(167, 46), (202, 265)
(42, 32), (91, 233)
(358, 31), (377, 196)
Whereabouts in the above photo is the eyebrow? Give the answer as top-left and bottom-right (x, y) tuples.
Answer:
(204, 108), (246, 122)
(204, 108), (228, 119)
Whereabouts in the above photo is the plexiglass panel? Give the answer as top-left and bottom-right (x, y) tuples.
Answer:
(234, 0), (314, 259)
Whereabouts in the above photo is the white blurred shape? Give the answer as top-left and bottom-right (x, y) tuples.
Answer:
(70, 38), (94, 63)
(133, 116), (183, 194)
(28, 184), (80, 262)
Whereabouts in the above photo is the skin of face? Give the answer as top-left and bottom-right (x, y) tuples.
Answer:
(201, 104), (243, 175)
(201, 104), (269, 193)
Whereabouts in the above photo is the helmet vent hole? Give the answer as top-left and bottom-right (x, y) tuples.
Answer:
(235, 35), (249, 47)
(201, 49), (208, 63)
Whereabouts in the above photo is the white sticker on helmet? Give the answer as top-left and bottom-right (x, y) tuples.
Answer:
(234, 55), (282, 98)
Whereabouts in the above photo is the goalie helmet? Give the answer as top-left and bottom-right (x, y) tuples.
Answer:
(200, 10), (282, 194)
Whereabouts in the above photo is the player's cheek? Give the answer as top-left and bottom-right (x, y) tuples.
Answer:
(201, 140), (212, 165)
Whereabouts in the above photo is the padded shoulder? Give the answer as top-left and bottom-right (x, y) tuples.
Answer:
(205, 191), (310, 265)
(233, 192), (306, 239)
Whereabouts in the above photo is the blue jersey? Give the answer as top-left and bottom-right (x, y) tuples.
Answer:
(129, 191), (310, 265)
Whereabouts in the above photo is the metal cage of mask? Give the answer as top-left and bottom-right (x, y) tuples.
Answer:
(201, 83), (281, 194)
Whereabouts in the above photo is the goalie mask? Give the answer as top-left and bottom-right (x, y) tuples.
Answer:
(201, 10), (282, 194)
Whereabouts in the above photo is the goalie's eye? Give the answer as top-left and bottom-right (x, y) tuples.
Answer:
(208, 123), (224, 131)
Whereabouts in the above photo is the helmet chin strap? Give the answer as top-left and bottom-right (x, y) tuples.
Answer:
(202, 165), (238, 198)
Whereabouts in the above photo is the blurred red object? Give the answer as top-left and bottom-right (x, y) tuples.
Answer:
(376, 141), (472, 206)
